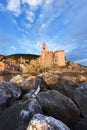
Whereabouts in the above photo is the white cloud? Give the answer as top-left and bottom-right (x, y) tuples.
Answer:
(22, 0), (42, 24)
(22, 0), (42, 8)
(41, 23), (46, 29)
(38, 0), (68, 32)
(33, 39), (60, 52)
(33, 41), (42, 51)
(0, 44), (17, 55)
(45, 0), (53, 5)
(11, 45), (16, 51)
(5, 0), (68, 31)
(7, 0), (21, 16)
(26, 10), (35, 23)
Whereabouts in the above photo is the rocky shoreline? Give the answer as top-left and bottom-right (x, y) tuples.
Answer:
(0, 70), (87, 130)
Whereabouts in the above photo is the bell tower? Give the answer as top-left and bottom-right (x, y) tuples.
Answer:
(41, 43), (46, 52)
(41, 43), (46, 66)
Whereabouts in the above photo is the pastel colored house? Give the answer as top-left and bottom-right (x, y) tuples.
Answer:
(0, 61), (5, 71)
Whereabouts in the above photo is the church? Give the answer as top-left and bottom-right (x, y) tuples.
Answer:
(39, 43), (66, 68)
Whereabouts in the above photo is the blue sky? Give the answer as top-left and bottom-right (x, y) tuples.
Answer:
(0, 0), (87, 66)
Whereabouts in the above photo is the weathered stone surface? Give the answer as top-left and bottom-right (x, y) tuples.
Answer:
(37, 90), (80, 127)
(10, 75), (36, 92)
(22, 90), (35, 100)
(43, 73), (77, 100)
(78, 75), (87, 82)
(10, 75), (25, 86)
(22, 77), (42, 100)
(74, 85), (87, 118)
(62, 74), (87, 83)
(27, 113), (70, 130)
(20, 64), (29, 73)
(26, 75), (36, 81)
(0, 81), (21, 112)
(73, 118), (87, 130)
(66, 62), (87, 72)
(0, 98), (42, 130)
(35, 76), (49, 91)
(62, 75), (78, 83)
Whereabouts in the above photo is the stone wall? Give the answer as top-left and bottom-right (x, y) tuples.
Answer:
(54, 51), (66, 66)
(41, 51), (53, 68)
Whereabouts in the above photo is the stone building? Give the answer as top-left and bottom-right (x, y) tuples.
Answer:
(39, 43), (66, 68)
(5, 58), (16, 65)
(0, 55), (4, 60)
(2, 58), (17, 71)
(0, 61), (5, 71)
(18, 57), (25, 64)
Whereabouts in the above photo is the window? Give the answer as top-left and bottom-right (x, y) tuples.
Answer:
(55, 60), (57, 62)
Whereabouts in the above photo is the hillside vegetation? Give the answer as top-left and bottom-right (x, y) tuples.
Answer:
(6, 54), (40, 60)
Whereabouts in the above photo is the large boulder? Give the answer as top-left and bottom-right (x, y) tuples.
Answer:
(27, 113), (70, 130)
(26, 75), (36, 81)
(0, 81), (21, 112)
(43, 73), (78, 100)
(62, 74), (87, 83)
(73, 118), (87, 130)
(0, 98), (42, 130)
(22, 78), (42, 100)
(10, 75), (26, 86)
(78, 75), (87, 83)
(35, 76), (49, 91)
(37, 90), (80, 127)
(74, 85), (87, 118)
(62, 75), (78, 83)
(22, 90), (35, 100)
(10, 75), (36, 92)
(66, 62), (87, 72)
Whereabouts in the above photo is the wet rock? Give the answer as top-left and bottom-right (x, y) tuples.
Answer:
(10, 75), (36, 92)
(26, 75), (36, 81)
(61, 71), (87, 83)
(78, 75), (87, 82)
(0, 98), (42, 130)
(43, 73), (77, 100)
(27, 113), (70, 130)
(74, 85), (87, 118)
(0, 81), (21, 112)
(37, 90), (80, 127)
(35, 76), (49, 91)
(73, 118), (87, 130)
(62, 74), (87, 83)
(10, 75), (25, 86)
(22, 90), (35, 100)
(62, 75), (78, 83)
